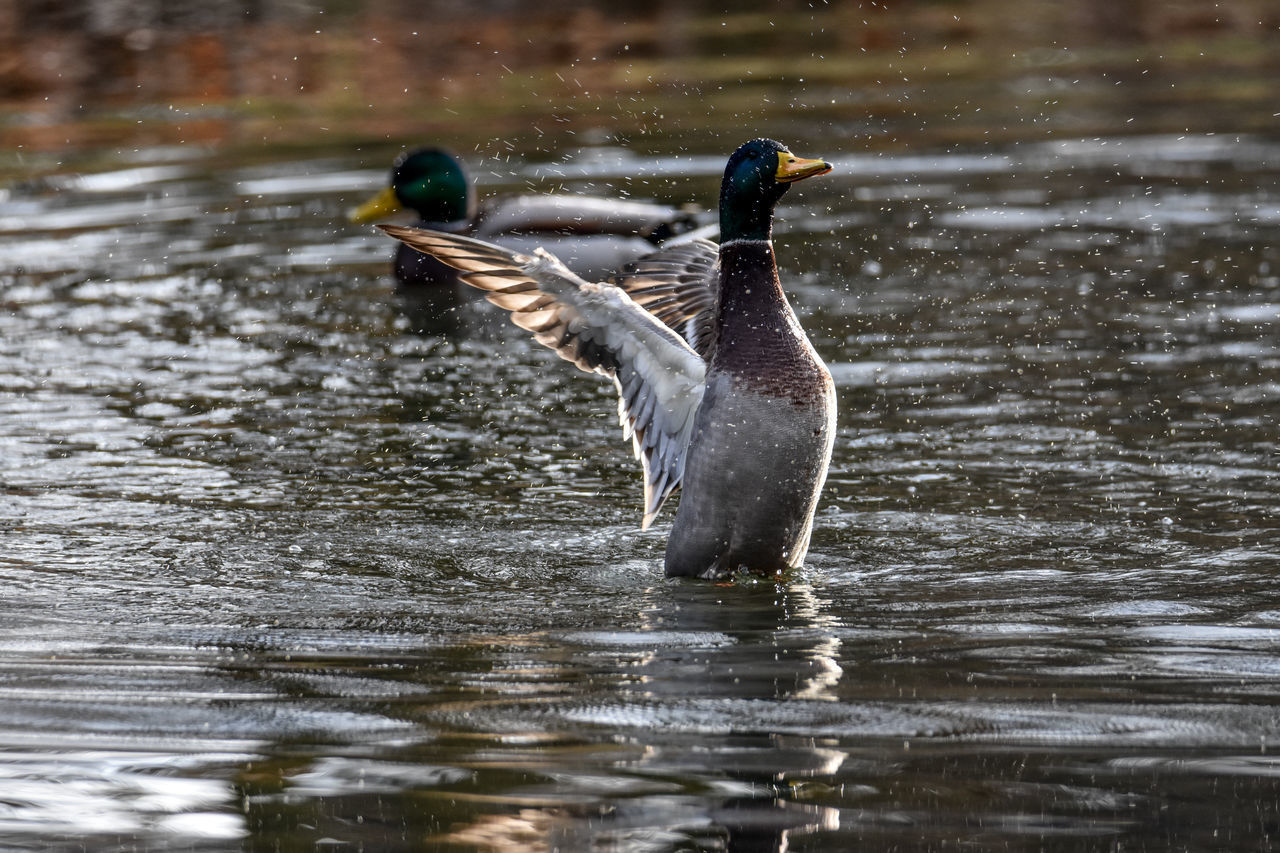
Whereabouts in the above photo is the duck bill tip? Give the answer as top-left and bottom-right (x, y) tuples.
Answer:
(776, 155), (832, 183)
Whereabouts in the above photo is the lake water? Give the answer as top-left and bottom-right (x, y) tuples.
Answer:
(3, 7), (1280, 850)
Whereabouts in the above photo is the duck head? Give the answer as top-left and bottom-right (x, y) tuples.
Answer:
(350, 147), (476, 225)
(719, 139), (831, 242)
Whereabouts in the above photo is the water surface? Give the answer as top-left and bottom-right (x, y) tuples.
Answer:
(3, 39), (1280, 853)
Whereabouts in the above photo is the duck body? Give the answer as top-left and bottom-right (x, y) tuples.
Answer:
(664, 239), (836, 578)
(378, 139), (834, 580)
(353, 148), (705, 286)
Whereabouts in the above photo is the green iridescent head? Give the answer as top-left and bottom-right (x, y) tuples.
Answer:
(350, 147), (475, 225)
(719, 139), (831, 242)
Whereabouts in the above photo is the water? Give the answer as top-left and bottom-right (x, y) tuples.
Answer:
(4, 54), (1280, 853)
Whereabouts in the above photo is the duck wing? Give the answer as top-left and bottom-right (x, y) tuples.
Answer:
(610, 239), (719, 360)
(379, 225), (706, 528)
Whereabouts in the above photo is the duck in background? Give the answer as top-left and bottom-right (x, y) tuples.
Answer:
(350, 147), (711, 287)
(378, 139), (835, 579)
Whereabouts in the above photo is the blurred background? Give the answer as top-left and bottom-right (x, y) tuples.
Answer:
(3, 0), (1278, 162)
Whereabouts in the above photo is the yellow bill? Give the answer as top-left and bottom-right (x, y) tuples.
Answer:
(348, 186), (403, 223)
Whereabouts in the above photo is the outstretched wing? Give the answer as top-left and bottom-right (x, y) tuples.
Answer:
(379, 224), (706, 527)
(610, 239), (720, 359)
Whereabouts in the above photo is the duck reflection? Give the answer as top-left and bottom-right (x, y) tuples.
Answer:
(624, 581), (845, 851)
(235, 582), (846, 852)
(632, 580), (844, 703)
(439, 798), (837, 853)
(431, 581), (845, 852)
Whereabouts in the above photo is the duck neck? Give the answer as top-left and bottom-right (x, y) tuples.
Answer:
(719, 182), (780, 243)
(715, 239), (793, 334)
(413, 197), (470, 227)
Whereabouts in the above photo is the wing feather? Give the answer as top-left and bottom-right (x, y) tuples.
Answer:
(610, 239), (720, 359)
(379, 224), (707, 527)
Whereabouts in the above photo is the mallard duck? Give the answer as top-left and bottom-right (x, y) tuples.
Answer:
(379, 139), (835, 579)
(350, 147), (706, 285)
